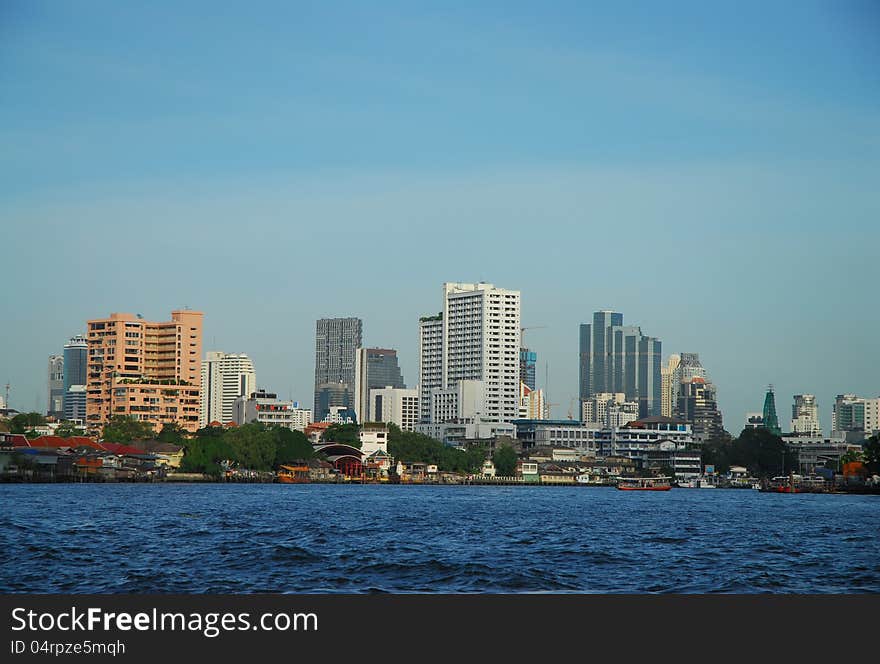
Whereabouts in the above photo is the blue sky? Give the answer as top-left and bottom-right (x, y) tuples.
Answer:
(2, 1), (878, 432)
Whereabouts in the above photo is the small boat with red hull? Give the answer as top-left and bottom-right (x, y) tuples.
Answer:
(616, 476), (672, 491)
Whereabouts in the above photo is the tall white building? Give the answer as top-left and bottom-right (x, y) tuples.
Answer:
(519, 383), (546, 420)
(200, 352), (257, 427)
(790, 394), (821, 436)
(660, 354), (680, 418)
(581, 392), (639, 428)
(832, 394), (880, 437)
(418, 282), (521, 425)
(368, 386), (419, 431)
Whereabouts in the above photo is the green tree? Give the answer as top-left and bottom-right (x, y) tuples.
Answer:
(321, 423), (360, 446)
(273, 427), (313, 467)
(101, 416), (155, 443)
(492, 444), (518, 476)
(225, 422), (276, 470)
(863, 435), (880, 475)
(180, 436), (235, 476)
(386, 424), (485, 473)
(726, 427), (797, 478)
(157, 422), (186, 444)
(9, 412), (46, 434)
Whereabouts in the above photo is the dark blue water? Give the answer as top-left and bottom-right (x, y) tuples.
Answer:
(1, 484), (878, 593)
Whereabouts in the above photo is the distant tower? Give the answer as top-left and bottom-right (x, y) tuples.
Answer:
(762, 386), (782, 436)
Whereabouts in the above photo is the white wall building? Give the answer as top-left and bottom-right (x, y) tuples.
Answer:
(232, 389), (300, 429)
(790, 394), (821, 436)
(660, 354), (681, 418)
(519, 383), (546, 420)
(359, 425), (389, 456)
(418, 282), (521, 425)
(581, 392), (638, 427)
(368, 386), (419, 431)
(200, 351), (257, 427)
(832, 394), (880, 437)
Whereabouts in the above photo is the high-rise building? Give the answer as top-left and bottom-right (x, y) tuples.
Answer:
(417, 282), (521, 425)
(519, 382), (546, 420)
(832, 394), (880, 437)
(660, 354), (681, 418)
(63, 385), (87, 422)
(418, 314), (443, 424)
(62, 335), (88, 421)
(63, 335), (88, 393)
(676, 377), (726, 444)
(761, 386), (782, 436)
(519, 348), (537, 391)
(354, 347), (405, 423)
(200, 352), (257, 427)
(581, 392), (639, 428)
(578, 310), (662, 418)
(791, 394), (821, 436)
(86, 310), (203, 433)
(47, 355), (64, 418)
(315, 383), (354, 423)
(313, 317), (362, 420)
(368, 386), (419, 431)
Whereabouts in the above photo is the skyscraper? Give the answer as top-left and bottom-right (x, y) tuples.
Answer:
(86, 310), (204, 432)
(354, 347), (405, 423)
(200, 352), (257, 427)
(579, 311), (662, 418)
(660, 354), (681, 417)
(762, 386), (782, 436)
(791, 394), (821, 436)
(62, 334), (88, 419)
(832, 394), (880, 438)
(676, 377), (726, 444)
(418, 282), (521, 425)
(47, 355), (64, 418)
(313, 317), (362, 420)
(519, 348), (537, 391)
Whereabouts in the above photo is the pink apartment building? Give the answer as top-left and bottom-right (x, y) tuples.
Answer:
(86, 310), (204, 433)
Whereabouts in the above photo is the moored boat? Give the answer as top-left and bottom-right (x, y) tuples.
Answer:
(277, 464), (310, 484)
(616, 476), (672, 491)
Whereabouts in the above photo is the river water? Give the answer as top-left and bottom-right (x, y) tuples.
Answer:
(2, 484), (877, 593)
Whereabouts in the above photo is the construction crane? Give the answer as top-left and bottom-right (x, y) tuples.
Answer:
(520, 325), (547, 346)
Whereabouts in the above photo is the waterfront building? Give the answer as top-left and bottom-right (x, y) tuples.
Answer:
(513, 419), (602, 452)
(358, 424), (389, 456)
(288, 403), (312, 432)
(581, 392), (638, 428)
(578, 310), (662, 418)
(832, 394), (880, 438)
(368, 386), (419, 431)
(353, 347), (405, 424)
(520, 348), (537, 391)
(676, 377), (727, 444)
(762, 386), (782, 436)
(660, 354), (680, 417)
(47, 354), (64, 418)
(232, 389), (301, 429)
(782, 434), (864, 475)
(313, 317), (362, 421)
(595, 416), (699, 480)
(790, 394), (821, 437)
(86, 310), (203, 433)
(199, 351), (257, 427)
(417, 282), (521, 425)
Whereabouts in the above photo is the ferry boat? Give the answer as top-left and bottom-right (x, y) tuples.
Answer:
(277, 464), (310, 484)
(616, 476), (672, 491)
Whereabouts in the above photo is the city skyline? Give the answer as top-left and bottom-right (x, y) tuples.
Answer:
(1, 2), (878, 433)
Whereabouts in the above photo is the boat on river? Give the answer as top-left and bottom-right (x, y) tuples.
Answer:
(616, 476), (672, 491)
